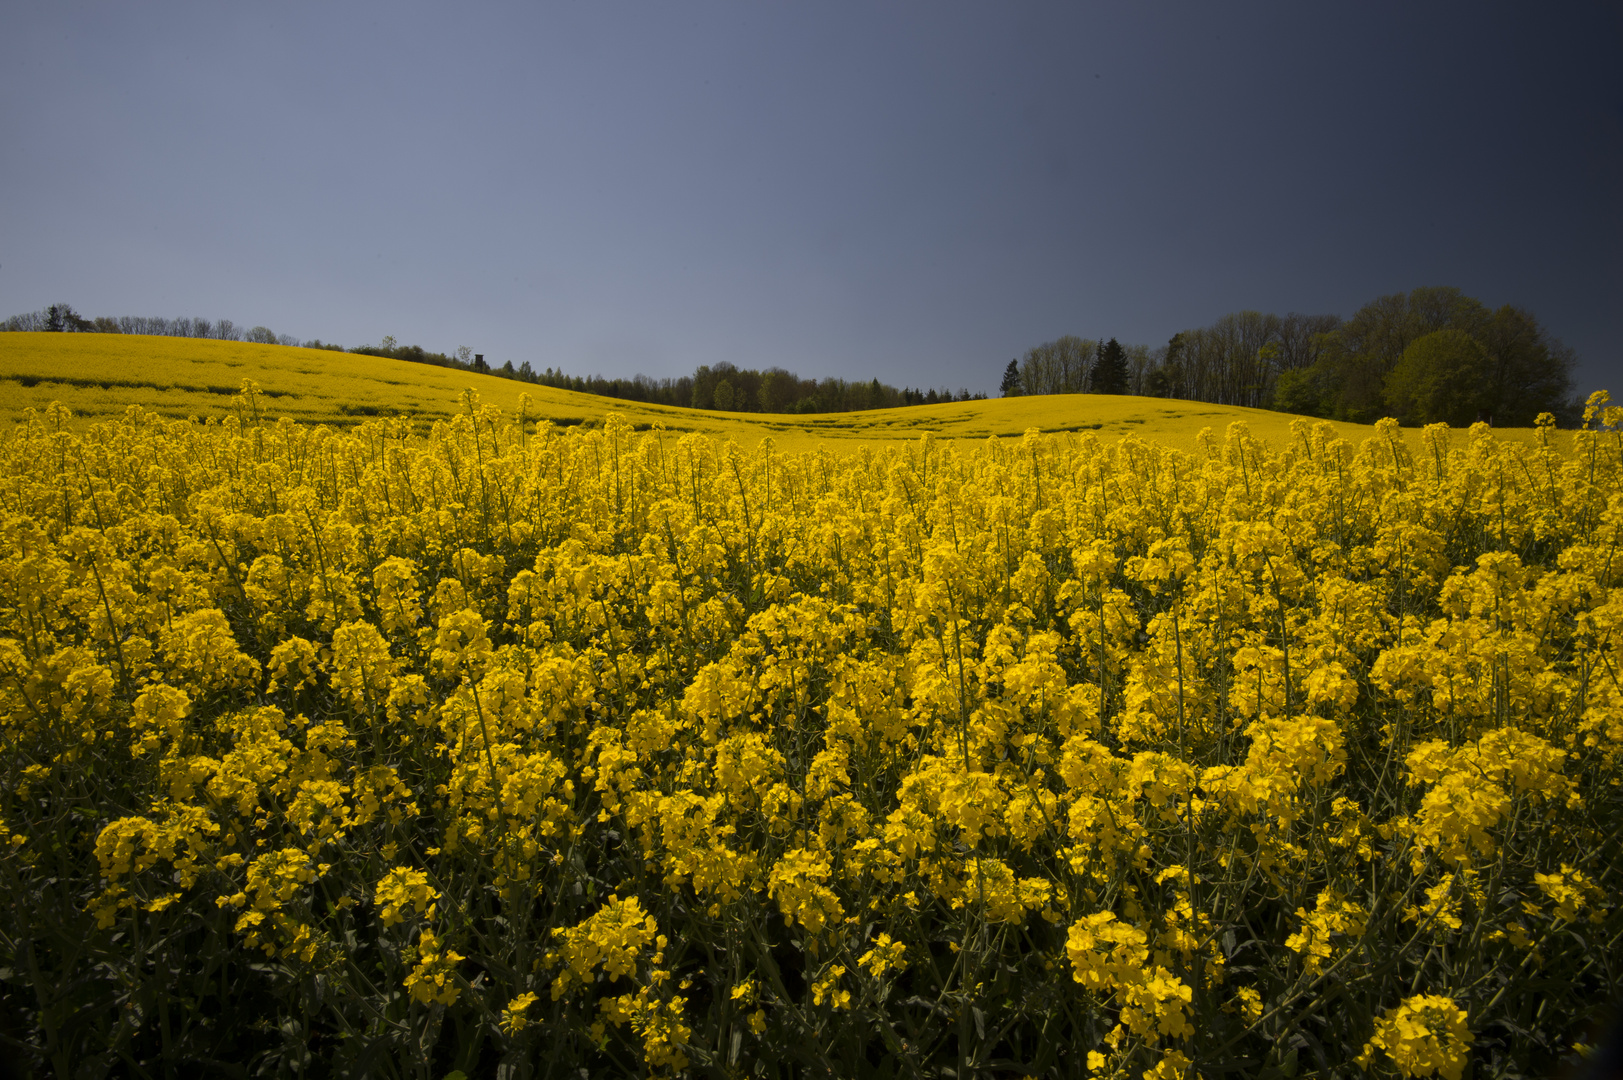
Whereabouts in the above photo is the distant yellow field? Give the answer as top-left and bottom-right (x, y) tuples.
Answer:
(0, 331), (1547, 452)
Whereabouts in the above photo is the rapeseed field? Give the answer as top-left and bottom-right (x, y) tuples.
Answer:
(1, 373), (1619, 1078)
(0, 331), (1451, 454)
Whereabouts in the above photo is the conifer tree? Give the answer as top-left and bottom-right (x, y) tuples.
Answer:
(999, 359), (1022, 396)
(1091, 337), (1128, 394)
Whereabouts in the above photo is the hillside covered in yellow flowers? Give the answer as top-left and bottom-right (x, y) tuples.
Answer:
(0, 330), (1538, 454)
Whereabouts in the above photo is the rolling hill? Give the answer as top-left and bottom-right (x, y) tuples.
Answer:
(0, 331), (1547, 452)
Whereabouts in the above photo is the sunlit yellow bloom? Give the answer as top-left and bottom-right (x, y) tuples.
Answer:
(1359, 994), (1473, 1080)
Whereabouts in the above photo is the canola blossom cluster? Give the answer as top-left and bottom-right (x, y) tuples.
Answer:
(2, 386), (1622, 1079)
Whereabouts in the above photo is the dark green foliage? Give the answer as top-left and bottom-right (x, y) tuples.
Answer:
(1090, 338), (1128, 394)
(1313, 287), (1575, 425)
(1145, 366), (1170, 399)
(1319, 287), (1488, 421)
(682, 361), (980, 414)
(1050, 287), (1582, 425)
(45, 304), (93, 332)
(1274, 366), (1329, 417)
(999, 359), (1022, 397)
(757, 367), (799, 412)
(1384, 329), (1489, 426)
(1474, 305), (1580, 427)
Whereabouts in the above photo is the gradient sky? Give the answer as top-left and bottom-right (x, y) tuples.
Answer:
(4, 1), (1619, 397)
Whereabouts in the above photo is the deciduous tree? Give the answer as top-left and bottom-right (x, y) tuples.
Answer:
(1384, 329), (1487, 426)
(1475, 305), (1576, 426)
(1319, 287), (1486, 421)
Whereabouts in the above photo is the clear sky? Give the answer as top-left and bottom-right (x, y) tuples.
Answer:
(3, 1), (1619, 397)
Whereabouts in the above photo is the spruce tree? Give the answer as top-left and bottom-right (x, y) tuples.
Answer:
(999, 359), (1022, 396)
(1091, 338), (1128, 394)
(44, 304), (92, 332)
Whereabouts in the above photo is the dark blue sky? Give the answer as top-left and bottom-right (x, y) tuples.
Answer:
(4, 2), (1619, 396)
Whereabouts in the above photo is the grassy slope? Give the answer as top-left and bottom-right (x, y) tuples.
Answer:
(0, 332), (1544, 452)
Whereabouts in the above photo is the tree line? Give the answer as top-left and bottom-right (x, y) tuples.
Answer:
(353, 348), (986, 414)
(1002, 286), (1580, 427)
(1, 303), (313, 347)
(9, 285), (1581, 426)
(999, 336), (1145, 398)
